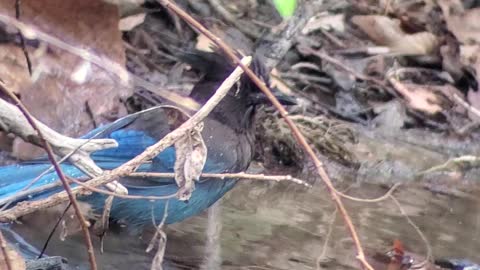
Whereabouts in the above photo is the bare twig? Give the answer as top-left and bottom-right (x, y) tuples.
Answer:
(336, 183), (401, 203)
(147, 202), (169, 270)
(0, 84), (98, 270)
(0, 56), (252, 222)
(390, 195), (432, 269)
(130, 172), (312, 187)
(316, 208), (337, 270)
(0, 230), (13, 270)
(0, 171), (309, 207)
(156, 1), (373, 269)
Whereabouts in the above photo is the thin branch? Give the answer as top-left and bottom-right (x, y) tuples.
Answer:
(38, 203), (72, 258)
(390, 195), (432, 269)
(156, 1), (373, 269)
(0, 230), (13, 270)
(0, 56), (252, 222)
(336, 183), (401, 203)
(0, 84), (98, 270)
(130, 172), (312, 187)
(300, 47), (388, 89)
(0, 171), (310, 207)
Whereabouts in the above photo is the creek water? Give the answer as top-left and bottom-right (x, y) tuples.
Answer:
(9, 177), (480, 269)
(7, 125), (480, 269)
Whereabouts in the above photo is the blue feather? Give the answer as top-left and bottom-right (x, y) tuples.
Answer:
(0, 107), (240, 229)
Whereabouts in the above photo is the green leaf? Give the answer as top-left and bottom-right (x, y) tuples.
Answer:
(273, 0), (297, 19)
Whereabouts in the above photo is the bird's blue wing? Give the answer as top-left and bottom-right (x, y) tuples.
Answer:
(0, 107), (177, 202)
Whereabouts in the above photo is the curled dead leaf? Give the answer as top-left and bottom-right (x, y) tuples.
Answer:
(165, 106), (207, 201)
(183, 125), (207, 183)
(302, 12), (345, 35)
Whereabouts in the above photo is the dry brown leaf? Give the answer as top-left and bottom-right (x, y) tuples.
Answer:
(183, 128), (207, 184)
(0, 0), (131, 159)
(438, 0), (480, 108)
(389, 78), (443, 114)
(174, 126), (207, 201)
(351, 15), (404, 45)
(351, 15), (439, 55)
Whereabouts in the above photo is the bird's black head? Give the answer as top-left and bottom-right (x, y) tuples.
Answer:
(180, 50), (294, 132)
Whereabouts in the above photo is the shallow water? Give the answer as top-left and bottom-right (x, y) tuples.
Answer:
(7, 126), (480, 269)
(9, 178), (480, 270)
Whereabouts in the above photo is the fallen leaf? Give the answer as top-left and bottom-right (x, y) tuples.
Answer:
(183, 126), (207, 184)
(0, 0), (131, 159)
(389, 78), (443, 114)
(352, 15), (404, 45)
(164, 107), (207, 201)
(391, 32), (439, 56)
(438, 0), (480, 44)
(351, 15), (439, 55)
(174, 126), (207, 201)
(302, 12), (345, 35)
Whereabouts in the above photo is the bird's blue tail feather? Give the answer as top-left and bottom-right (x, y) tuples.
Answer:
(0, 163), (85, 203)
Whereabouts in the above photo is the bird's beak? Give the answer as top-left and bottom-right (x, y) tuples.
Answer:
(249, 87), (297, 106)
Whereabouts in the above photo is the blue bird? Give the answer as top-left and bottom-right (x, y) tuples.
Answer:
(0, 51), (293, 230)
(435, 258), (480, 270)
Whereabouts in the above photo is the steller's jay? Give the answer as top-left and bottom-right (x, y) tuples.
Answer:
(0, 51), (293, 229)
